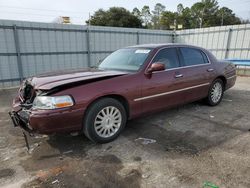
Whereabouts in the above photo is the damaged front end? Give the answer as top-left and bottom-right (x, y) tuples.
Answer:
(9, 79), (43, 151)
(9, 79), (42, 134)
(9, 77), (84, 135)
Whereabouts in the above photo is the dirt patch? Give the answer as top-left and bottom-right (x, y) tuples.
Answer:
(0, 136), (8, 149)
(124, 121), (216, 155)
(133, 156), (142, 162)
(0, 169), (15, 179)
(23, 154), (141, 188)
(20, 134), (91, 172)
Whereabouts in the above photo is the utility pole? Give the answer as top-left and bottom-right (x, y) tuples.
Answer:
(88, 12), (91, 25)
(173, 19), (177, 43)
(221, 10), (224, 26)
(200, 7), (205, 28)
(174, 19), (177, 31)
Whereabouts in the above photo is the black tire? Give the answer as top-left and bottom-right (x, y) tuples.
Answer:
(83, 98), (127, 143)
(206, 79), (224, 106)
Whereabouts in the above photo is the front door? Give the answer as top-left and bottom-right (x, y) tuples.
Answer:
(138, 47), (187, 114)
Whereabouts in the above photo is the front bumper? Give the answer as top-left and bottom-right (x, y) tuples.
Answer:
(9, 107), (85, 135)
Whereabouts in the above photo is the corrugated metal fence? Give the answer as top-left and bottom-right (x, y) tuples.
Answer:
(0, 20), (173, 88)
(176, 24), (250, 60)
(0, 19), (250, 88)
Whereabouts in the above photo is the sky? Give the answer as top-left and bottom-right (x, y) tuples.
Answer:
(0, 0), (250, 25)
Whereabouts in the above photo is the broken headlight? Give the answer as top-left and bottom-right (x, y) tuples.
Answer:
(32, 95), (74, 110)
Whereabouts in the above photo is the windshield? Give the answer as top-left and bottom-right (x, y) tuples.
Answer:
(98, 48), (151, 71)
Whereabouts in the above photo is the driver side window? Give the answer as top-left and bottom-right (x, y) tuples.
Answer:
(152, 48), (180, 69)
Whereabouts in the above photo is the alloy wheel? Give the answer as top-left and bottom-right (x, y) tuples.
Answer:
(211, 82), (223, 103)
(94, 106), (122, 138)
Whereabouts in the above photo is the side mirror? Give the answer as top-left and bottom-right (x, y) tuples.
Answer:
(146, 62), (165, 74)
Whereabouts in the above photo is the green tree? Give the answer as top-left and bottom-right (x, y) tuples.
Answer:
(88, 1), (243, 30)
(86, 7), (142, 28)
(241, 19), (250, 24)
(217, 7), (241, 26)
(141, 6), (152, 28)
(177, 3), (184, 15)
(152, 3), (166, 29)
(190, 2), (205, 28)
(87, 9), (108, 26)
(132, 7), (141, 18)
(202, 0), (219, 27)
(190, 0), (220, 28)
(181, 7), (192, 29)
(160, 11), (177, 29)
(176, 4), (191, 29)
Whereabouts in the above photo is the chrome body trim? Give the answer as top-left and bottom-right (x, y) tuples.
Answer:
(226, 75), (237, 80)
(134, 82), (210, 102)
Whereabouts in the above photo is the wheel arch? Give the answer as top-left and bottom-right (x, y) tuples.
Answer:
(84, 94), (130, 119)
(215, 75), (227, 90)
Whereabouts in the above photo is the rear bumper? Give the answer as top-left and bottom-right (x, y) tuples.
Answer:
(9, 107), (84, 134)
(225, 75), (237, 90)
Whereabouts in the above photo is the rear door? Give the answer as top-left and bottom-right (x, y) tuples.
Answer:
(177, 47), (216, 102)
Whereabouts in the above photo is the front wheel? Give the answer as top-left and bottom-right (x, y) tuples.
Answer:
(206, 79), (224, 106)
(83, 98), (127, 143)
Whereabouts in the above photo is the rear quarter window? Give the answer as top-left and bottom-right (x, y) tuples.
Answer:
(180, 47), (209, 66)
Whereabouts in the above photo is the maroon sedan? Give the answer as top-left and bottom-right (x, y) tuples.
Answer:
(9, 44), (236, 143)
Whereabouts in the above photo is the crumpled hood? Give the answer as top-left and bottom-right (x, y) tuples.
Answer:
(29, 68), (128, 90)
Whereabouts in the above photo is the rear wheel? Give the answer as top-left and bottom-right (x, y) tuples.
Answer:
(206, 79), (224, 106)
(83, 98), (127, 143)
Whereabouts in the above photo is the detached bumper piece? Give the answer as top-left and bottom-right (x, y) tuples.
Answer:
(9, 110), (33, 134)
(9, 111), (33, 151)
(9, 111), (19, 127)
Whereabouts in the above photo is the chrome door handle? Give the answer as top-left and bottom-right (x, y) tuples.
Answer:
(175, 74), (183, 78)
(207, 68), (214, 72)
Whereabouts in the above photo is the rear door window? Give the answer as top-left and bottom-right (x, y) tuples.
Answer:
(179, 47), (208, 66)
(152, 48), (180, 69)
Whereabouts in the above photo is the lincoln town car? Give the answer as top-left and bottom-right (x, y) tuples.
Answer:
(9, 44), (237, 143)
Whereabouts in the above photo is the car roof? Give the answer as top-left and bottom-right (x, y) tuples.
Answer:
(128, 43), (204, 50)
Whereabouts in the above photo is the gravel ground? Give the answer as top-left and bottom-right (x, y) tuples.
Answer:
(0, 77), (250, 188)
